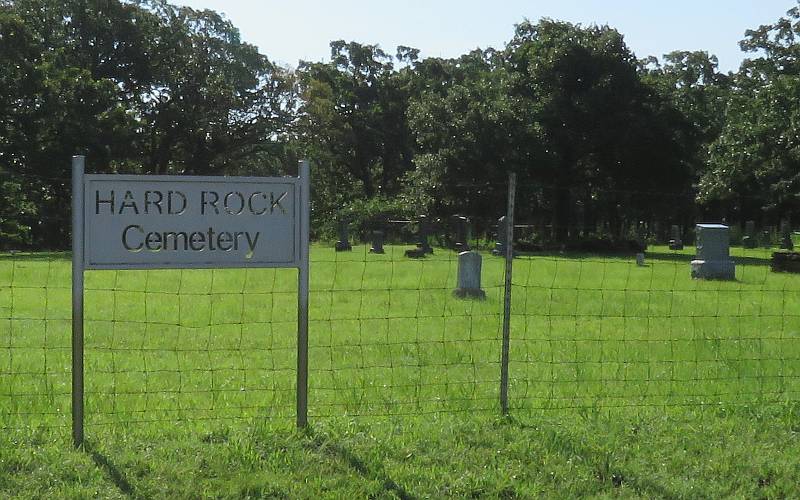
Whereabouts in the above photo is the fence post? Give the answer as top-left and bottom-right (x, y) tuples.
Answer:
(500, 171), (516, 415)
(71, 155), (85, 447)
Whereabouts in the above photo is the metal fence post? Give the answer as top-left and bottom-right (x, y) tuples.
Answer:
(71, 155), (85, 447)
(500, 171), (516, 415)
(297, 160), (310, 428)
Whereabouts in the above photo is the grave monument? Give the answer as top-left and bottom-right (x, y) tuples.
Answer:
(690, 223), (735, 280)
(453, 251), (485, 299)
(369, 229), (385, 254)
(780, 220), (794, 251)
(492, 216), (508, 256)
(669, 225), (683, 250)
(335, 218), (352, 252)
(742, 220), (757, 249)
(451, 215), (471, 252)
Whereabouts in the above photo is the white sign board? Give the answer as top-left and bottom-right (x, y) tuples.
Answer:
(81, 175), (301, 269)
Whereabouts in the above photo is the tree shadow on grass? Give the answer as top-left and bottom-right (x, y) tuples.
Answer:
(84, 441), (137, 499)
(0, 251), (70, 261)
(302, 428), (414, 500)
(646, 251), (773, 267)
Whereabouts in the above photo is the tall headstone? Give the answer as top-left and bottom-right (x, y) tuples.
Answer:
(762, 227), (773, 248)
(417, 215), (434, 254)
(453, 251), (485, 299)
(742, 220), (757, 249)
(405, 216), (434, 258)
(451, 215), (471, 252)
(780, 220), (794, 251)
(635, 221), (647, 251)
(335, 218), (352, 251)
(690, 224), (735, 280)
(669, 225), (684, 250)
(369, 229), (385, 254)
(492, 216), (508, 256)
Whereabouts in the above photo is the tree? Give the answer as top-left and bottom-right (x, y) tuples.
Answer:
(700, 5), (800, 223)
(0, 0), (296, 246)
(406, 49), (531, 219)
(139, 1), (296, 175)
(406, 19), (694, 242)
(296, 40), (418, 228)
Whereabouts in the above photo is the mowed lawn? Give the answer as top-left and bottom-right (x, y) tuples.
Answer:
(2, 244), (800, 497)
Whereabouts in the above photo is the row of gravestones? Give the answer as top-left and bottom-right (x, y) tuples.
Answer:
(741, 220), (794, 250)
(338, 217), (796, 256)
(672, 222), (797, 280)
(335, 215), (476, 257)
(662, 221), (794, 251)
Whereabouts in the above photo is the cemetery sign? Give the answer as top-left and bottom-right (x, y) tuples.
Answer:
(71, 156), (311, 447)
(81, 175), (301, 269)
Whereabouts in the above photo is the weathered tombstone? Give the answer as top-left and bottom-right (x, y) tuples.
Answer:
(492, 216), (508, 256)
(451, 215), (471, 252)
(417, 215), (433, 254)
(691, 224), (735, 280)
(369, 229), (385, 254)
(635, 222), (647, 251)
(780, 220), (794, 250)
(405, 216), (434, 258)
(742, 220), (757, 249)
(762, 227), (773, 248)
(453, 251), (485, 299)
(669, 225), (684, 250)
(636, 253), (645, 266)
(335, 218), (352, 252)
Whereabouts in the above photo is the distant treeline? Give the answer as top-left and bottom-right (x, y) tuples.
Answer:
(2, 0), (800, 248)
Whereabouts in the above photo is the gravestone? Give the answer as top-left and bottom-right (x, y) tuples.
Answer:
(780, 220), (794, 250)
(335, 218), (352, 252)
(690, 224), (735, 280)
(417, 215), (434, 254)
(669, 225), (684, 250)
(742, 220), (757, 249)
(635, 222), (647, 251)
(369, 229), (385, 254)
(451, 215), (471, 252)
(405, 215), (434, 258)
(762, 227), (773, 248)
(492, 216), (508, 256)
(636, 253), (645, 266)
(453, 251), (485, 299)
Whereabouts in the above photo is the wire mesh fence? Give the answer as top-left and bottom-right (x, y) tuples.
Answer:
(507, 247), (800, 413)
(3, 184), (800, 432)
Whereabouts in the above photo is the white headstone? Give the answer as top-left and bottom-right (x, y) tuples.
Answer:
(691, 224), (735, 280)
(454, 251), (485, 299)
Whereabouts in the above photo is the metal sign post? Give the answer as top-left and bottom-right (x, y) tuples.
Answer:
(72, 156), (85, 448)
(297, 160), (310, 428)
(71, 157), (311, 446)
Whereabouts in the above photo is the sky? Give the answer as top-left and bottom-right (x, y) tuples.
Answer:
(177, 0), (797, 73)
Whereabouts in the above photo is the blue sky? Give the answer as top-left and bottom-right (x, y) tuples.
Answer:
(178, 0), (796, 73)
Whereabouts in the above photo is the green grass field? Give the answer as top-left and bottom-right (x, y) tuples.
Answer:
(2, 244), (800, 497)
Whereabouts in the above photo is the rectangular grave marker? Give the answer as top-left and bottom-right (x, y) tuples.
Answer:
(690, 223), (735, 280)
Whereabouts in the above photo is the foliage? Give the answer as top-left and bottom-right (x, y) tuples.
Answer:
(700, 5), (800, 223)
(0, 0), (295, 247)
(2, 0), (800, 247)
(333, 195), (415, 241)
(296, 41), (417, 229)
